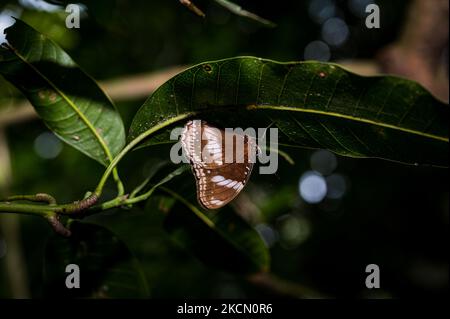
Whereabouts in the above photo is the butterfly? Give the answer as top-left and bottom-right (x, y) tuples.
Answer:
(181, 120), (258, 209)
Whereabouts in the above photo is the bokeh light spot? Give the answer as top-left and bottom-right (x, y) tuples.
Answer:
(304, 40), (331, 61)
(0, 6), (22, 44)
(34, 132), (63, 159)
(310, 149), (337, 175)
(255, 223), (278, 248)
(18, 0), (60, 12)
(277, 214), (311, 249)
(322, 17), (349, 46)
(308, 0), (336, 24)
(326, 173), (347, 199)
(348, 0), (375, 18)
(299, 171), (327, 204)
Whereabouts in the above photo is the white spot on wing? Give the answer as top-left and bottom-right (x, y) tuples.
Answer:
(226, 181), (238, 188)
(233, 182), (243, 190)
(217, 179), (232, 186)
(211, 175), (225, 182)
(209, 199), (224, 206)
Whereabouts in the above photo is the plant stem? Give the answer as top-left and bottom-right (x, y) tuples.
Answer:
(0, 202), (50, 216)
(112, 168), (125, 196)
(0, 166), (185, 232)
(6, 193), (57, 205)
(93, 166), (189, 211)
(0, 114), (192, 220)
(94, 113), (194, 197)
(129, 161), (168, 199)
(1, 162), (187, 221)
(0, 193), (98, 215)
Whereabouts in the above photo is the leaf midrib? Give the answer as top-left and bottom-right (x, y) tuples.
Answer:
(8, 45), (114, 163)
(248, 104), (448, 142)
(134, 102), (448, 143)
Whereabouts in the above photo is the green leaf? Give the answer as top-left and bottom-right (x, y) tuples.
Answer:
(44, 222), (150, 298)
(128, 57), (448, 167)
(130, 164), (190, 200)
(87, 163), (269, 275)
(163, 188), (270, 274)
(84, 196), (215, 297)
(0, 19), (125, 166)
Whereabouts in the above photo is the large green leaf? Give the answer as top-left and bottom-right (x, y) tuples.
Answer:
(129, 57), (448, 167)
(0, 20), (125, 166)
(87, 164), (269, 275)
(44, 222), (150, 298)
(163, 189), (270, 274)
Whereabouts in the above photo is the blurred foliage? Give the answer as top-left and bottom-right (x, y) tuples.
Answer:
(0, 0), (448, 299)
(44, 222), (149, 298)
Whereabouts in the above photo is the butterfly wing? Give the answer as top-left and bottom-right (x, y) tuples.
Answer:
(181, 120), (257, 209)
(193, 161), (254, 209)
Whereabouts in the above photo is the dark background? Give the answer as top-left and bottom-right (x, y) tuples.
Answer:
(0, 0), (447, 298)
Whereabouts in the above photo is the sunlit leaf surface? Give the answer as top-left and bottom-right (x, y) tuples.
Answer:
(0, 20), (125, 165)
(129, 57), (448, 167)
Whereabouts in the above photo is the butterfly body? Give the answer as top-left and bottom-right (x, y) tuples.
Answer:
(181, 120), (258, 209)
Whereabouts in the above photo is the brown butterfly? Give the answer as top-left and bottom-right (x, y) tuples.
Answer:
(181, 120), (258, 209)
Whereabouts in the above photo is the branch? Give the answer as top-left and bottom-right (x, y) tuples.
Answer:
(377, 0), (449, 102)
(0, 193), (98, 215)
(213, 0), (276, 27)
(0, 166), (188, 236)
(179, 0), (205, 17)
(45, 214), (71, 237)
(6, 193), (56, 205)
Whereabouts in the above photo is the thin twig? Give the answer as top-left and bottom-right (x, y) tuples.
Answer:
(5, 193), (57, 205)
(179, 0), (206, 18)
(213, 0), (276, 27)
(45, 214), (71, 237)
